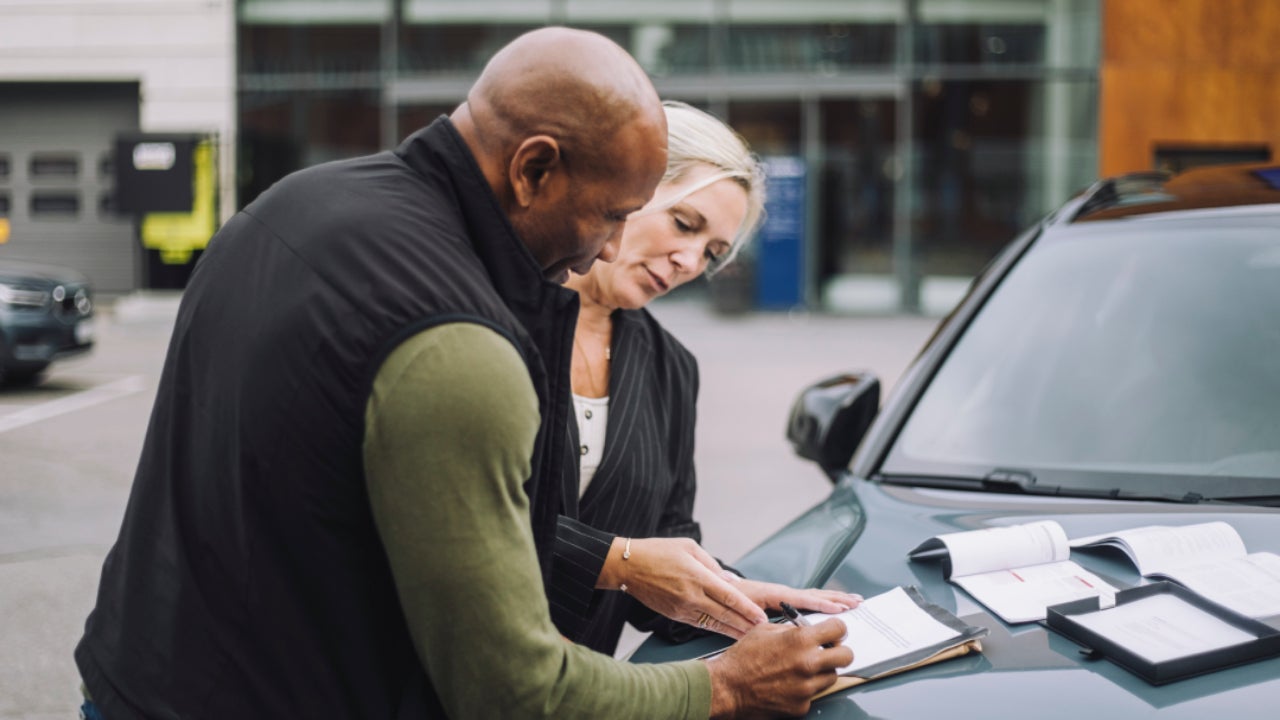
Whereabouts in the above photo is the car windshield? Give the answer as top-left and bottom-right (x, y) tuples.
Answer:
(887, 214), (1280, 498)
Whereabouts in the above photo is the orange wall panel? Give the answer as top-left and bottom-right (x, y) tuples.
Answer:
(1100, 0), (1280, 175)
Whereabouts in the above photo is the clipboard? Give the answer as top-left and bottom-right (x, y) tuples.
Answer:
(699, 587), (988, 698)
(812, 639), (984, 699)
(1046, 581), (1280, 685)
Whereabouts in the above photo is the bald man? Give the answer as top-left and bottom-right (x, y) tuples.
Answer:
(74, 27), (849, 720)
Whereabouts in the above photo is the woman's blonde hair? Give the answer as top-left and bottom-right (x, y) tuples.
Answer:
(645, 100), (766, 275)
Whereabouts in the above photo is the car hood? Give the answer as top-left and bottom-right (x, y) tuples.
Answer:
(633, 479), (1280, 719)
(0, 259), (90, 285)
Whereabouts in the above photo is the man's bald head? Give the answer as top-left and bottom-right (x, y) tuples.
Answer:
(451, 27), (668, 281)
(467, 27), (662, 156)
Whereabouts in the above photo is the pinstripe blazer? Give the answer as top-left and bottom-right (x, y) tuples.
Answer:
(547, 306), (710, 655)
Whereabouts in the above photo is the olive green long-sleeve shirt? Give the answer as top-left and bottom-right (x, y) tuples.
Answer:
(364, 322), (713, 719)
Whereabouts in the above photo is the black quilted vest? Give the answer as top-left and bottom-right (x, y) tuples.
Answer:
(75, 117), (578, 719)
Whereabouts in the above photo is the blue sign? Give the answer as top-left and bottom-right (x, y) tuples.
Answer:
(755, 156), (806, 309)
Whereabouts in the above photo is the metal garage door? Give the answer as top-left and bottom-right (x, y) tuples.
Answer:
(0, 82), (140, 294)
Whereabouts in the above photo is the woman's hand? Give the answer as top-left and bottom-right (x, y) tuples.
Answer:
(734, 578), (862, 616)
(597, 537), (768, 638)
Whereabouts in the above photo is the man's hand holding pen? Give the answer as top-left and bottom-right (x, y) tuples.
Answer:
(706, 617), (851, 719)
(781, 601), (840, 649)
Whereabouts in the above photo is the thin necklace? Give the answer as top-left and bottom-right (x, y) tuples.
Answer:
(574, 334), (610, 397)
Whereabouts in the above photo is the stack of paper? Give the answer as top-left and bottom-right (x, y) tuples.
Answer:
(807, 585), (988, 698)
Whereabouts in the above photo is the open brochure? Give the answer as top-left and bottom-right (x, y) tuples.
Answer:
(809, 586), (987, 698)
(1070, 521), (1280, 619)
(909, 520), (1117, 623)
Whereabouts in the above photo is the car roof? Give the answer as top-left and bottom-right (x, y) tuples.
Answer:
(1066, 162), (1280, 224)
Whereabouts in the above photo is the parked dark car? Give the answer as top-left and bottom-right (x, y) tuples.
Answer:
(634, 163), (1280, 718)
(0, 258), (94, 385)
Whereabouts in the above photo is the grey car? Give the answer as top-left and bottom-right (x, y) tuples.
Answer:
(0, 258), (94, 385)
(634, 163), (1280, 718)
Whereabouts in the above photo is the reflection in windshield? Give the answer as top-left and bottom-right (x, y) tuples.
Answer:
(894, 223), (1280, 483)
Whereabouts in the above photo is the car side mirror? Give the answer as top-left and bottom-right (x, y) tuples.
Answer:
(786, 372), (880, 480)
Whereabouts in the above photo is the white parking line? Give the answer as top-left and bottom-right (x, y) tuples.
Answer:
(0, 376), (147, 434)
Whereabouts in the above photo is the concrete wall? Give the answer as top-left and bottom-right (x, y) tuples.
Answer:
(0, 0), (238, 222)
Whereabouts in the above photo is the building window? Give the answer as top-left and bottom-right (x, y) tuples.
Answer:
(725, 24), (896, 73)
(728, 101), (802, 156)
(399, 23), (541, 75)
(0, 193), (10, 215)
(233, 0), (1104, 313)
(397, 103), (457, 135)
(819, 98), (897, 278)
(912, 78), (1097, 278)
(240, 24), (382, 76)
(915, 23), (1045, 65)
(30, 154), (80, 179)
(30, 192), (80, 217)
(238, 89), (381, 205)
(0, 155), (10, 179)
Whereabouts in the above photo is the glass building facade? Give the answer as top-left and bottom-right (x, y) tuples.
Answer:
(236, 0), (1100, 313)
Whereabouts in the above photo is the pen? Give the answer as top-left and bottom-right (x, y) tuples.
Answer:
(779, 602), (810, 629)
(780, 602), (836, 648)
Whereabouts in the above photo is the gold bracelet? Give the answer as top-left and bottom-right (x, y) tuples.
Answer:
(614, 535), (629, 591)
(619, 537), (632, 593)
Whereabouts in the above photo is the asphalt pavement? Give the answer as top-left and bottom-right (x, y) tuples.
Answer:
(0, 292), (939, 719)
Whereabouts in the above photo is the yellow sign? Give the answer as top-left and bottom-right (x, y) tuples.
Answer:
(141, 139), (217, 264)
(0, 217), (9, 244)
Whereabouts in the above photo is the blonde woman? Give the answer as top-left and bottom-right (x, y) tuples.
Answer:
(548, 102), (861, 655)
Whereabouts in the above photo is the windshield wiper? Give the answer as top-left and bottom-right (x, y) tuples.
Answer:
(1196, 495), (1280, 508)
(878, 469), (1221, 505)
(981, 469), (1040, 492)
